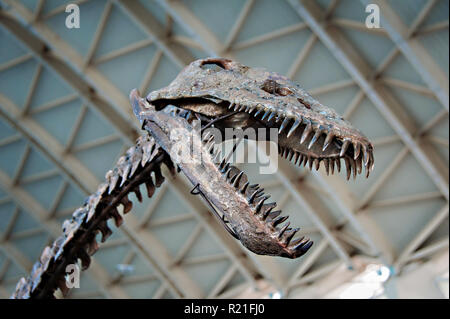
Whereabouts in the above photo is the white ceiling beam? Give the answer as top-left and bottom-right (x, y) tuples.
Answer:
(0, 94), (99, 194)
(394, 203), (449, 271)
(114, 0), (195, 68)
(1, 1), (140, 136)
(0, 10), (138, 145)
(362, 0), (449, 112)
(155, 0), (233, 58)
(286, 0), (449, 200)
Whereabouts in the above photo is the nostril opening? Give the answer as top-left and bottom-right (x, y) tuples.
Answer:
(200, 59), (231, 71)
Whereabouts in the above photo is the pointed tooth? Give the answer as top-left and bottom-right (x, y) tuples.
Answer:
(294, 240), (313, 252)
(324, 158), (330, 175)
(153, 166), (165, 187)
(344, 157), (351, 180)
(141, 143), (152, 166)
(260, 203), (277, 219)
(130, 160), (140, 178)
(308, 129), (322, 149)
(297, 154), (304, 166)
(284, 228), (299, 245)
(336, 158), (341, 172)
(330, 158), (335, 175)
(302, 155), (308, 167)
(225, 167), (234, 179)
(255, 196), (269, 214)
(314, 158), (320, 171)
(207, 141), (215, 154)
(308, 157), (314, 171)
(121, 195), (133, 214)
(238, 104), (246, 111)
(363, 145), (370, 167)
(77, 248), (91, 270)
(369, 152), (374, 171)
(268, 112), (276, 122)
(110, 208), (123, 227)
(248, 190), (259, 204)
(294, 152), (300, 165)
(240, 181), (249, 194)
(300, 123), (312, 144)
(134, 186), (143, 202)
(287, 119), (301, 138)
(289, 236), (305, 247)
(261, 110), (271, 121)
(288, 150), (295, 161)
(231, 171), (244, 187)
(145, 179), (155, 197)
(97, 220), (112, 243)
(219, 157), (227, 169)
(366, 152), (374, 178)
(340, 140), (350, 157)
(221, 163), (230, 173)
(285, 149), (291, 159)
(277, 222), (291, 238)
(272, 215), (289, 228)
(108, 171), (119, 194)
(323, 133), (334, 151)
(353, 142), (361, 160)
(120, 163), (131, 187)
(356, 156), (362, 175)
(351, 159), (357, 179)
(228, 102), (234, 109)
(278, 117), (290, 134)
(233, 103), (240, 111)
(254, 108), (264, 117)
(213, 151), (221, 163)
(255, 188), (265, 197)
(266, 210), (282, 221)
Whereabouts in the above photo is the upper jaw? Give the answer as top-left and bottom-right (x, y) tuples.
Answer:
(147, 57), (374, 178)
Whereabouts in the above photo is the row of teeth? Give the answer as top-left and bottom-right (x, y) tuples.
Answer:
(166, 103), (373, 179)
(12, 134), (171, 298)
(279, 146), (367, 180)
(227, 102), (374, 177)
(202, 133), (313, 255)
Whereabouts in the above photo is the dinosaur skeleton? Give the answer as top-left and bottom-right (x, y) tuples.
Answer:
(11, 58), (374, 299)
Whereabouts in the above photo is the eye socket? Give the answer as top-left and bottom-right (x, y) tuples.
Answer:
(261, 79), (293, 96)
(261, 79), (311, 109)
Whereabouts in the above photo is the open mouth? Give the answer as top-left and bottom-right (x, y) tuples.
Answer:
(134, 93), (314, 258)
(149, 97), (375, 180)
(132, 58), (375, 260)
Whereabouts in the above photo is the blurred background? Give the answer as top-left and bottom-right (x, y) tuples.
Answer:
(0, 0), (448, 299)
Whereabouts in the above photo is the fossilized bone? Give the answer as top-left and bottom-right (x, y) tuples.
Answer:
(11, 58), (374, 299)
